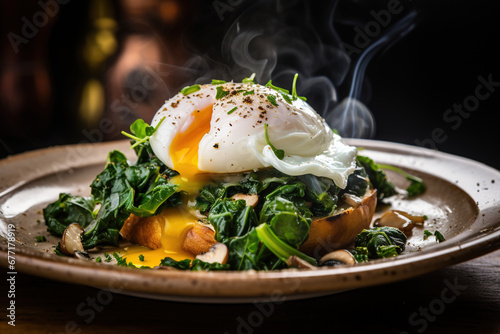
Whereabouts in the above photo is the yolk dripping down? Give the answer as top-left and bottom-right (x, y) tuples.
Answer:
(169, 104), (214, 177)
(121, 175), (212, 267)
(123, 206), (197, 267)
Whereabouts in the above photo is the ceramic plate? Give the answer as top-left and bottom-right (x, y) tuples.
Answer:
(1, 139), (499, 303)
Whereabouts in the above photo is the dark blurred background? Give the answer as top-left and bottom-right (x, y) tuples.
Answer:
(1, 0), (499, 169)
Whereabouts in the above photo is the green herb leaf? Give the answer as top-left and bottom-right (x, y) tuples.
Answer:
(242, 73), (256, 84)
(281, 93), (292, 104)
(138, 254), (145, 261)
(291, 73), (307, 101)
(95, 256), (102, 263)
(265, 80), (289, 94)
(121, 117), (166, 150)
(113, 252), (136, 267)
(211, 79), (226, 85)
(434, 230), (445, 242)
(130, 119), (149, 138)
(267, 95), (278, 107)
(243, 90), (254, 96)
(264, 123), (285, 160)
(180, 84), (201, 96)
(424, 230), (445, 242)
(227, 106), (237, 115)
(216, 86), (229, 100)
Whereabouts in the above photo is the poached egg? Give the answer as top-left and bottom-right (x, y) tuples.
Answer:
(149, 82), (357, 189)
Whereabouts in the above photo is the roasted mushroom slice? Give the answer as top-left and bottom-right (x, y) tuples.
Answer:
(374, 210), (426, 235)
(231, 193), (259, 207)
(60, 223), (89, 259)
(195, 243), (229, 264)
(319, 249), (356, 267)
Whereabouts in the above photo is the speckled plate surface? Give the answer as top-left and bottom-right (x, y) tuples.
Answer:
(1, 139), (499, 303)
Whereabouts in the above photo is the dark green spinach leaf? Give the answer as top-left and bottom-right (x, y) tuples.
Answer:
(43, 193), (95, 236)
(354, 226), (407, 260)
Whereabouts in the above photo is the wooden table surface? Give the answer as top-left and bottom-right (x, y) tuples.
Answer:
(1, 249), (499, 334)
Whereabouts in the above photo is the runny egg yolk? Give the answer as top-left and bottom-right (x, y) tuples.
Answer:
(123, 206), (197, 267)
(169, 104), (214, 177)
(121, 175), (211, 268)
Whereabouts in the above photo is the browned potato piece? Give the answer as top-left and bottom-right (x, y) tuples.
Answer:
(299, 189), (377, 257)
(120, 214), (162, 250)
(182, 223), (217, 255)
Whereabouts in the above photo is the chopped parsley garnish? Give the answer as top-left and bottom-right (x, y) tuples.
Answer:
(242, 73), (256, 84)
(35, 235), (46, 242)
(267, 95), (278, 107)
(434, 231), (445, 243)
(211, 79), (226, 85)
(227, 106), (238, 115)
(138, 254), (145, 262)
(281, 93), (292, 104)
(264, 123), (285, 159)
(424, 230), (445, 242)
(113, 252), (150, 268)
(104, 253), (112, 262)
(180, 84), (201, 96)
(216, 86), (229, 100)
(113, 252), (135, 267)
(243, 90), (254, 96)
(423, 230), (433, 239)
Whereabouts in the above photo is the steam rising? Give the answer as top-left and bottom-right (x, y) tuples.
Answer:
(327, 11), (418, 138)
(152, 1), (418, 139)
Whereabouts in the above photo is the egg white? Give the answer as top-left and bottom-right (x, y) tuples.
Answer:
(149, 82), (357, 188)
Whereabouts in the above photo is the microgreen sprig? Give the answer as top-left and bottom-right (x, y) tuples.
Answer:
(291, 73), (307, 101)
(121, 116), (166, 149)
(265, 80), (289, 94)
(242, 73), (256, 84)
(264, 123), (284, 159)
